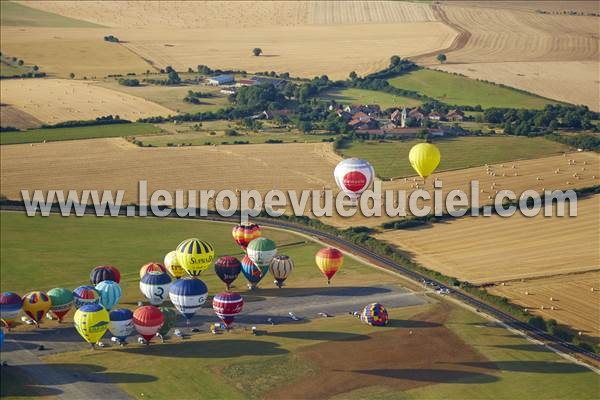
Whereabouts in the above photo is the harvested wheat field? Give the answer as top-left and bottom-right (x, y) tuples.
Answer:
(0, 138), (338, 206)
(0, 27), (152, 78)
(435, 61), (599, 111)
(13, 1), (455, 79)
(375, 195), (600, 285)
(489, 271), (600, 338)
(0, 79), (172, 124)
(0, 103), (42, 129)
(445, 1), (600, 14)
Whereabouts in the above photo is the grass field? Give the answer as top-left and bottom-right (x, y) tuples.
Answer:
(2, 212), (598, 399)
(0, 79), (173, 124)
(389, 69), (558, 109)
(0, 123), (162, 145)
(340, 136), (569, 179)
(375, 195), (600, 285)
(489, 271), (600, 338)
(320, 88), (422, 109)
(1, 1), (102, 27)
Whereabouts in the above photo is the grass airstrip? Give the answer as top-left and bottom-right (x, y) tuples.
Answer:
(1, 212), (599, 399)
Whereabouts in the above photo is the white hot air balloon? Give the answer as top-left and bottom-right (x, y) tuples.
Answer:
(334, 158), (375, 204)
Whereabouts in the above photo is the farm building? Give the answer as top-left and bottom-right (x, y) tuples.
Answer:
(447, 109), (465, 121)
(207, 75), (235, 85)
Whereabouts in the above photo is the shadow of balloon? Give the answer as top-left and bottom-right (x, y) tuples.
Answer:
(458, 361), (590, 374)
(250, 286), (392, 298)
(353, 368), (499, 384)
(267, 330), (370, 342)
(117, 339), (288, 358)
(388, 320), (442, 329)
(8, 327), (81, 343)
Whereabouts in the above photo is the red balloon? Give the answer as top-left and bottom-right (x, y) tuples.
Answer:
(139, 263), (167, 279)
(212, 292), (244, 328)
(133, 306), (164, 342)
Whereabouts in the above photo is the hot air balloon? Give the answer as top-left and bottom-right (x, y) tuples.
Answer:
(232, 223), (261, 251)
(139, 262), (168, 278)
(334, 158), (375, 203)
(164, 250), (186, 279)
(247, 238), (277, 268)
(315, 247), (344, 285)
(133, 306), (164, 344)
(0, 328), (4, 349)
(74, 303), (109, 348)
(73, 286), (100, 308)
(90, 265), (121, 284)
(95, 280), (122, 311)
(241, 255), (268, 289)
(109, 308), (134, 344)
(408, 142), (441, 179)
(214, 256), (242, 290)
(157, 307), (177, 341)
(47, 288), (73, 322)
(22, 291), (51, 326)
(361, 303), (389, 327)
(169, 278), (208, 326)
(0, 292), (23, 329)
(212, 292), (244, 329)
(176, 238), (215, 277)
(140, 271), (172, 305)
(269, 255), (294, 288)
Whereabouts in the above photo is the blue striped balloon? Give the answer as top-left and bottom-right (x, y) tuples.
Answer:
(109, 308), (134, 341)
(269, 255), (294, 288)
(95, 280), (122, 311)
(169, 278), (207, 321)
(140, 272), (172, 305)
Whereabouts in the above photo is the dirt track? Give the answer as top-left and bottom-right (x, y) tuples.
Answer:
(267, 303), (496, 399)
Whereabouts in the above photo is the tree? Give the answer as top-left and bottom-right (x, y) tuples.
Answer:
(390, 55), (401, 66)
(349, 71), (357, 81)
(253, 48), (263, 57)
(17, 59), (24, 66)
(167, 70), (181, 84)
(69, 72), (75, 79)
(32, 65), (39, 71)
(437, 53), (447, 63)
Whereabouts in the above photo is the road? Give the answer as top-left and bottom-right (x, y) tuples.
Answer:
(1, 203), (598, 369)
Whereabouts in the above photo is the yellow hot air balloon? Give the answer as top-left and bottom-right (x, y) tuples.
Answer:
(315, 248), (344, 285)
(74, 304), (109, 348)
(176, 238), (215, 277)
(164, 250), (186, 279)
(22, 291), (51, 326)
(408, 143), (441, 179)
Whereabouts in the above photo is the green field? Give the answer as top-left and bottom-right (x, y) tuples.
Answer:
(340, 136), (569, 179)
(0, 123), (162, 145)
(1, 212), (598, 399)
(0, 1), (103, 27)
(389, 69), (558, 110)
(320, 88), (422, 109)
(0, 61), (30, 77)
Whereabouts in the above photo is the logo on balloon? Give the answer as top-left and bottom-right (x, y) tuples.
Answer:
(343, 171), (367, 192)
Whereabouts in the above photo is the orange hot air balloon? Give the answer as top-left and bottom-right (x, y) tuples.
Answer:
(315, 247), (344, 285)
(139, 262), (167, 279)
(232, 223), (261, 251)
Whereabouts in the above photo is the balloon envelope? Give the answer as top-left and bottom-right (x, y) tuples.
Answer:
(47, 288), (73, 321)
(74, 304), (109, 344)
(168, 278), (208, 321)
(247, 238), (277, 267)
(361, 303), (389, 327)
(133, 306), (164, 342)
(139, 262), (167, 279)
(408, 143), (441, 178)
(73, 286), (100, 309)
(214, 256), (242, 289)
(140, 272), (172, 305)
(0, 292), (23, 326)
(109, 308), (134, 341)
(269, 255), (294, 287)
(241, 255), (268, 286)
(95, 281), (122, 311)
(158, 307), (177, 336)
(232, 223), (261, 250)
(90, 265), (121, 284)
(164, 251), (186, 279)
(22, 291), (51, 324)
(176, 239), (215, 276)
(334, 158), (374, 202)
(315, 247), (344, 284)
(212, 292), (244, 328)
